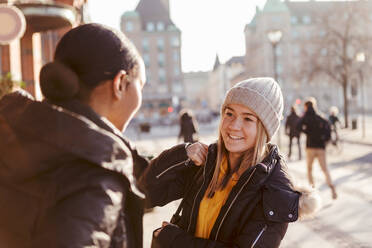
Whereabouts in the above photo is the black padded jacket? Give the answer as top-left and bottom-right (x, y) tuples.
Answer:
(140, 143), (301, 248)
(0, 91), (148, 248)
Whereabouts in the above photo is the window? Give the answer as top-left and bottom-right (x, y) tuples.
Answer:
(307, 47), (314, 55)
(146, 70), (151, 83)
(276, 64), (283, 75)
(302, 15), (311, 24)
(171, 36), (180, 47)
(146, 22), (154, 32)
(271, 16), (280, 23)
(293, 45), (300, 56)
(275, 46), (282, 56)
(157, 22), (164, 31)
(173, 51), (179, 62)
(125, 21), (133, 32)
(320, 48), (327, 56)
(142, 38), (149, 52)
(158, 53), (165, 67)
(291, 30), (299, 39)
(143, 54), (150, 68)
(291, 16), (298, 24)
(319, 30), (326, 37)
(158, 85), (167, 93)
(173, 82), (183, 93)
(174, 67), (180, 76)
(157, 37), (164, 51)
(159, 68), (166, 83)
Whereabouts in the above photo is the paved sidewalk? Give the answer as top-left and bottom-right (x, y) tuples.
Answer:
(338, 118), (372, 146)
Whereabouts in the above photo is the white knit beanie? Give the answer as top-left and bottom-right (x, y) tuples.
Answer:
(221, 77), (283, 142)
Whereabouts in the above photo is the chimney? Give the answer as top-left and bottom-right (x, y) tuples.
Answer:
(160, 0), (169, 12)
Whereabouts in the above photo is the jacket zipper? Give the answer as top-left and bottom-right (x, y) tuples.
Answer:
(155, 158), (191, 179)
(214, 167), (257, 240)
(186, 153), (208, 233)
(251, 225), (267, 248)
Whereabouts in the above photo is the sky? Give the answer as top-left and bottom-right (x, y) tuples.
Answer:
(88, 0), (267, 72)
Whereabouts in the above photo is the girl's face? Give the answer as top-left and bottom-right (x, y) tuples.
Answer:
(119, 60), (146, 131)
(221, 104), (258, 156)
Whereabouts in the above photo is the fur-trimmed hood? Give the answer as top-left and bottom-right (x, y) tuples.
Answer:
(294, 184), (322, 220)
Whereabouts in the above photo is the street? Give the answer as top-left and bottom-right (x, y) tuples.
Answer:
(126, 119), (372, 248)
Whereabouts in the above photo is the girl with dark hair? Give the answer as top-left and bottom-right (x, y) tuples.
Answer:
(140, 78), (321, 248)
(0, 23), (148, 247)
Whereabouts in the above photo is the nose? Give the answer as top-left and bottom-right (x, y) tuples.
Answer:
(228, 117), (242, 130)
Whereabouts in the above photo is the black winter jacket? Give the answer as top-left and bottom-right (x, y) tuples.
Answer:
(285, 112), (300, 138)
(0, 91), (148, 248)
(140, 143), (301, 247)
(297, 108), (328, 149)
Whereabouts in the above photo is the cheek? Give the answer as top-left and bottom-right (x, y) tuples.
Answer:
(243, 125), (258, 142)
(132, 83), (142, 106)
(221, 116), (232, 128)
(220, 118), (229, 134)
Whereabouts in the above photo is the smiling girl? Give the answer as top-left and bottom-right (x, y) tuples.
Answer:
(140, 77), (320, 247)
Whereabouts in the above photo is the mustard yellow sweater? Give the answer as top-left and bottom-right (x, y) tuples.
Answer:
(195, 156), (239, 238)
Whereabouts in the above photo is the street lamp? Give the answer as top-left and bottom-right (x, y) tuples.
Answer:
(267, 30), (283, 148)
(355, 52), (366, 138)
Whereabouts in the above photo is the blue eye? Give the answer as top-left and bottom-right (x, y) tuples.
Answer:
(226, 112), (233, 117)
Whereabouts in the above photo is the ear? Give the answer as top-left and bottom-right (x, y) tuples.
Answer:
(112, 70), (127, 100)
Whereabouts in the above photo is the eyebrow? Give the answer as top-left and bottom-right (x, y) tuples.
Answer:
(226, 107), (257, 117)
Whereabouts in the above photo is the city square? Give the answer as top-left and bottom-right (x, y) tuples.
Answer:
(1, 0), (372, 247)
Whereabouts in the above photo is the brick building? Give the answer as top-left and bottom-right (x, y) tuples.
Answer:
(0, 0), (87, 99)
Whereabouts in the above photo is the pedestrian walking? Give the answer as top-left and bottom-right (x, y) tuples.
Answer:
(285, 105), (302, 160)
(178, 109), (199, 143)
(140, 78), (320, 248)
(329, 106), (341, 146)
(0, 23), (149, 247)
(297, 98), (338, 199)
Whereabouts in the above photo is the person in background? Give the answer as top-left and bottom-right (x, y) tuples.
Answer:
(285, 105), (302, 160)
(297, 98), (338, 200)
(178, 109), (199, 143)
(140, 78), (320, 247)
(329, 106), (341, 146)
(0, 23), (149, 247)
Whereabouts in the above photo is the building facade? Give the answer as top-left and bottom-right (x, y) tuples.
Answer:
(204, 55), (245, 112)
(244, 0), (372, 118)
(0, 0), (87, 99)
(121, 0), (183, 120)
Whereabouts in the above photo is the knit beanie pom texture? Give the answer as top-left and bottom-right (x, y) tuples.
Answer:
(221, 77), (284, 142)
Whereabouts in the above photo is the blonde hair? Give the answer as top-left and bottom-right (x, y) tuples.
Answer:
(329, 106), (339, 116)
(206, 117), (269, 198)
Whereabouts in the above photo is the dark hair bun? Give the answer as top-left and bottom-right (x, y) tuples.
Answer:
(40, 61), (80, 101)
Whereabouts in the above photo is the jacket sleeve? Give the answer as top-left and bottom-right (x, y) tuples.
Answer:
(296, 116), (307, 134)
(139, 143), (200, 208)
(154, 225), (234, 248)
(154, 219), (287, 248)
(235, 212), (288, 248)
(50, 174), (128, 248)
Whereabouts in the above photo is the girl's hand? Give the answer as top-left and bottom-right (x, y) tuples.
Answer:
(186, 142), (208, 166)
(154, 221), (177, 237)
